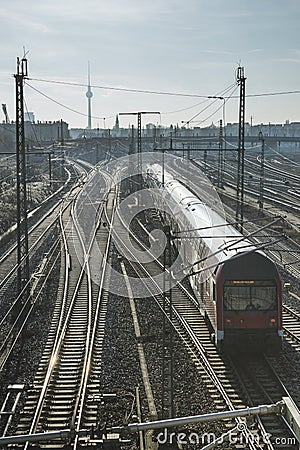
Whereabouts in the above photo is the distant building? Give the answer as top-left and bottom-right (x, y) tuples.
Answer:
(25, 120), (69, 142)
(114, 115), (119, 131)
(0, 120), (70, 152)
(24, 112), (35, 123)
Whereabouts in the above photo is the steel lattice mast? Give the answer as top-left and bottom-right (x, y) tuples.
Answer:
(15, 56), (30, 303)
(235, 66), (246, 232)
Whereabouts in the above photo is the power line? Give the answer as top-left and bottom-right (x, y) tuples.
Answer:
(26, 80), (236, 123)
(265, 144), (300, 166)
(28, 76), (300, 99)
(26, 82), (113, 121)
(162, 82), (237, 114)
(247, 90), (300, 98)
(25, 78), (300, 128)
(162, 98), (211, 115)
(28, 77), (212, 98)
(26, 80), (235, 125)
(186, 84), (238, 126)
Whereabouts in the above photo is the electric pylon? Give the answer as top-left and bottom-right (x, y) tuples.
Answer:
(15, 56), (30, 307)
(235, 66), (246, 232)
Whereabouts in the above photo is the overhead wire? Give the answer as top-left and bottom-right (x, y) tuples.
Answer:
(25, 77), (300, 130)
(26, 82), (112, 122)
(161, 82), (237, 115)
(26, 79), (237, 124)
(28, 77), (218, 99)
(27, 77), (300, 99)
(27, 79), (236, 129)
(162, 98), (211, 115)
(23, 77), (300, 140)
(183, 99), (221, 125)
(187, 84), (238, 126)
(189, 83), (238, 124)
(265, 144), (300, 166)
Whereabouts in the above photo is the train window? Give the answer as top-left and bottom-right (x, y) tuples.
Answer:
(223, 280), (277, 311)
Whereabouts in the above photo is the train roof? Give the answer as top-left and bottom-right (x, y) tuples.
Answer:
(146, 163), (260, 266)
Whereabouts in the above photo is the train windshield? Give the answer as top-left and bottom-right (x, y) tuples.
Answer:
(224, 280), (277, 311)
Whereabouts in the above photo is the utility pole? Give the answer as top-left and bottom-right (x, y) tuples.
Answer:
(235, 66), (246, 232)
(218, 119), (224, 188)
(204, 148), (207, 173)
(60, 120), (65, 181)
(258, 132), (265, 212)
(137, 113), (142, 158)
(119, 111), (160, 197)
(153, 125), (157, 149)
(187, 144), (191, 161)
(107, 129), (111, 157)
(119, 112), (160, 191)
(162, 225), (174, 420)
(48, 152), (52, 188)
(129, 125), (135, 155)
(96, 142), (99, 163)
(15, 55), (30, 304)
(60, 119), (64, 147)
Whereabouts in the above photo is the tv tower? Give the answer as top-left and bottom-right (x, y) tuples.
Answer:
(86, 61), (93, 129)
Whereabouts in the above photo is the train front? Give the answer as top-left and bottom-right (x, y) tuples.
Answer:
(215, 251), (282, 352)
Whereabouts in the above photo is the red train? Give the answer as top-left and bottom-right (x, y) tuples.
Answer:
(206, 251), (282, 351)
(146, 164), (283, 352)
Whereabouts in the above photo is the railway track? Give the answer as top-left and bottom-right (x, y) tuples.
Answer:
(194, 155), (300, 234)
(12, 169), (117, 448)
(108, 193), (300, 448)
(229, 354), (297, 448)
(0, 162), (87, 306)
(2, 155), (299, 448)
(0, 165), (90, 378)
(221, 153), (300, 207)
(0, 225), (62, 375)
(282, 304), (300, 350)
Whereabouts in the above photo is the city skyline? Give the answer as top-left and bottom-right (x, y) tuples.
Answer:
(0, 0), (300, 129)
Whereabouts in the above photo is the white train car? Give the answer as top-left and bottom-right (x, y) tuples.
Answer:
(145, 164), (283, 351)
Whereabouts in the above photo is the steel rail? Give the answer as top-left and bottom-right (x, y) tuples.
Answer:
(23, 166), (115, 449)
(0, 235), (62, 373)
(0, 161), (88, 293)
(23, 198), (92, 447)
(107, 206), (260, 449)
(73, 172), (117, 449)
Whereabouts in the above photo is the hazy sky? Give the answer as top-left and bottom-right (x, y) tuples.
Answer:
(1, 0), (299, 129)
